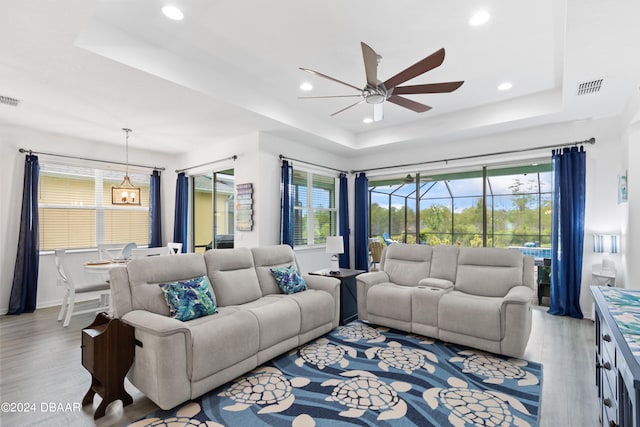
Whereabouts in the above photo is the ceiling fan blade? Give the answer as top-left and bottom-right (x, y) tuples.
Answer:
(298, 95), (363, 99)
(387, 95), (432, 113)
(383, 48), (446, 89)
(373, 103), (383, 122)
(330, 99), (365, 117)
(393, 81), (464, 95)
(299, 68), (362, 92)
(361, 42), (378, 88)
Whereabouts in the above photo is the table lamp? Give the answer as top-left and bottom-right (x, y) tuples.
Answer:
(326, 236), (344, 275)
(593, 234), (619, 275)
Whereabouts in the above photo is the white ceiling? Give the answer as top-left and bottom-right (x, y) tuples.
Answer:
(0, 0), (639, 155)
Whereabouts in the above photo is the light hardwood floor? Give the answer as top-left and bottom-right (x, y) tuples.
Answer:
(0, 304), (599, 427)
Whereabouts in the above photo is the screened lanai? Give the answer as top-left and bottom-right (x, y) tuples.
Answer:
(368, 162), (553, 257)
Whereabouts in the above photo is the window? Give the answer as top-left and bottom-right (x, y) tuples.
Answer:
(369, 162), (552, 250)
(292, 169), (337, 246)
(38, 162), (150, 250)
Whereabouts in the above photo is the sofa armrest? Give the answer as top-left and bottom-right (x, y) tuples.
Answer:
(501, 285), (534, 306)
(122, 310), (193, 339)
(356, 271), (390, 287)
(356, 271), (390, 321)
(304, 274), (340, 294)
(304, 274), (341, 327)
(419, 277), (454, 290)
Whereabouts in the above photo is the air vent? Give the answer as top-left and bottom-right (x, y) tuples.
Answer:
(576, 79), (603, 96)
(0, 95), (21, 107)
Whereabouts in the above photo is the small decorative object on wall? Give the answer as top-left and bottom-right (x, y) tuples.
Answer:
(236, 183), (253, 231)
(618, 170), (628, 204)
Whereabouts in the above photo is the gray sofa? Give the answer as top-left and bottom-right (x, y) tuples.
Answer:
(357, 244), (534, 357)
(109, 245), (339, 410)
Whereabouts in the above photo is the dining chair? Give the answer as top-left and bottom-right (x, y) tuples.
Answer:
(55, 249), (111, 327)
(167, 242), (183, 254)
(131, 246), (172, 258)
(98, 243), (127, 260)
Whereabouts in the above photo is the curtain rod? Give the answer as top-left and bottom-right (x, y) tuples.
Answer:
(175, 155), (237, 174)
(351, 137), (596, 174)
(279, 154), (348, 174)
(18, 148), (165, 171)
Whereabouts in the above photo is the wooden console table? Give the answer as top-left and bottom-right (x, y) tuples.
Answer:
(592, 286), (640, 427)
(81, 312), (135, 419)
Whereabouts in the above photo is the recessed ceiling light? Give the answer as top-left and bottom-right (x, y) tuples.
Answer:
(498, 82), (513, 91)
(363, 117), (373, 124)
(469, 11), (490, 26)
(162, 5), (184, 20)
(299, 82), (313, 91)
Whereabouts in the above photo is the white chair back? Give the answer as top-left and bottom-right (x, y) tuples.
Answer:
(98, 243), (127, 260)
(167, 242), (183, 254)
(131, 246), (172, 259)
(54, 249), (111, 327)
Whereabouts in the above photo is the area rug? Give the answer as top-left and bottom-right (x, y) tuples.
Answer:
(128, 321), (542, 426)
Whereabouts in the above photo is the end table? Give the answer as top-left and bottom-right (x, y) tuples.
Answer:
(81, 312), (135, 419)
(310, 268), (365, 325)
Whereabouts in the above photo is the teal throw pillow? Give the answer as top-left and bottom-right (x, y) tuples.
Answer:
(270, 265), (308, 294)
(159, 275), (217, 321)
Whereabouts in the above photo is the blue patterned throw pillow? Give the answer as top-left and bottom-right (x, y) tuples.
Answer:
(159, 276), (217, 321)
(270, 265), (308, 294)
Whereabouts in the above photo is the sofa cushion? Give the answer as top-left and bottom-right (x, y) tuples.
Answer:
(382, 244), (433, 287)
(438, 291), (503, 341)
(270, 265), (308, 294)
(455, 247), (524, 297)
(367, 283), (412, 322)
(190, 308), (259, 382)
(270, 290), (335, 333)
(204, 248), (262, 306)
(127, 253), (209, 316)
(430, 245), (459, 282)
(232, 296), (301, 350)
(159, 275), (217, 321)
(252, 245), (299, 295)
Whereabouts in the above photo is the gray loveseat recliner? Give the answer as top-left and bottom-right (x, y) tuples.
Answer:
(357, 244), (534, 357)
(109, 245), (339, 410)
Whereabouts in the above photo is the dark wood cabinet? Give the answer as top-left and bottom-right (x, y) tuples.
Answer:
(81, 312), (135, 419)
(310, 268), (364, 325)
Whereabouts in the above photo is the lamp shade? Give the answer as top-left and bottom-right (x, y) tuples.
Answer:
(593, 234), (619, 254)
(326, 236), (344, 254)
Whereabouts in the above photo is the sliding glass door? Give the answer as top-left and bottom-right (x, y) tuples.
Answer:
(192, 169), (234, 253)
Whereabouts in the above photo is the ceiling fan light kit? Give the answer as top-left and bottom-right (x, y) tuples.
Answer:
(299, 42), (464, 121)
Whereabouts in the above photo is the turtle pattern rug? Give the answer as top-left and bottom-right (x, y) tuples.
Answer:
(128, 321), (542, 427)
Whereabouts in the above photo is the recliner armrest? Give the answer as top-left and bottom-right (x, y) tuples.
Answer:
(303, 274), (340, 294)
(501, 285), (534, 305)
(418, 277), (454, 290)
(122, 310), (193, 339)
(303, 274), (341, 327)
(356, 271), (390, 287)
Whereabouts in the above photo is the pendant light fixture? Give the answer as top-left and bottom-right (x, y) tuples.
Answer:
(112, 128), (141, 205)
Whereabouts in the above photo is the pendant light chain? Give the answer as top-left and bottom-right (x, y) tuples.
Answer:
(123, 127), (132, 177)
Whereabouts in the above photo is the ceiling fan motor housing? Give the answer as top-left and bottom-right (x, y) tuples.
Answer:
(364, 83), (389, 104)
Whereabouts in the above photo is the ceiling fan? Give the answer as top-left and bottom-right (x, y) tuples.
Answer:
(299, 42), (464, 122)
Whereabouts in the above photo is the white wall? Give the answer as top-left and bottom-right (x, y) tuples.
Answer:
(626, 121), (640, 289)
(0, 125), (177, 313)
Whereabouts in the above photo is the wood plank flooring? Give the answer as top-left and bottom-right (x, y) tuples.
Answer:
(0, 304), (599, 426)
